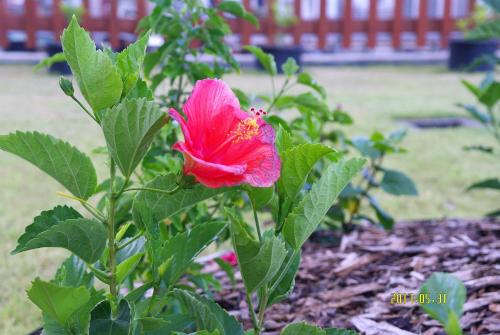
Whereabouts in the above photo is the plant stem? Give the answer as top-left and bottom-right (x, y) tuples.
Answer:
(252, 204), (263, 242)
(122, 185), (180, 195)
(56, 191), (106, 222)
(257, 286), (269, 332)
(70, 95), (97, 122)
(245, 293), (260, 335)
(487, 107), (500, 145)
(107, 159), (118, 315)
(267, 78), (291, 113)
(176, 74), (184, 110)
(146, 285), (160, 316)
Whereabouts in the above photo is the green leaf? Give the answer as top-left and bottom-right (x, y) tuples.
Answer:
(275, 125), (294, 155)
(175, 331), (220, 335)
(13, 205), (81, 254)
(368, 196), (395, 230)
(479, 81), (500, 109)
(102, 98), (167, 178)
(297, 73), (327, 99)
(467, 178), (500, 191)
(161, 221), (227, 286)
(89, 300), (131, 335)
(282, 57), (299, 76)
(294, 92), (329, 116)
(171, 289), (244, 335)
(138, 314), (193, 334)
(0, 131), (97, 199)
(116, 253), (144, 285)
(283, 158), (365, 249)
(232, 88), (251, 110)
(281, 323), (358, 335)
(279, 143), (336, 201)
(218, 1), (259, 27)
(28, 278), (91, 326)
(267, 248), (301, 306)
(380, 169), (418, 196)
(125, 79), (154, 100)
(214, 258), (236, 288)
(350, 136), (381, 159)
(467, 20), (500, 41)
(244, 46), (277, 76)
(35, 52), (66, 71)
(226, 208), (287, 293)
(116, 32), (151, 96)
(53, 254), (94, 288)
(461, 80), (482, 99)
(247, 186), (274, 210)
(458, 103), (491, 124)
(132, 174), (230, 227)
(62, 17), (122, 112)
(281, 322), (324, 335)
(13, 218), (107, 263)
(418, 273), (466, 335)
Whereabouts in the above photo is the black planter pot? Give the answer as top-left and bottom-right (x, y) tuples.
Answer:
(28, 328), (42, 335)
(448, 38), (498, 72)
(46, 43), (72, 75)
(258, 45), (303, 73)
(6, 41), (28, 51)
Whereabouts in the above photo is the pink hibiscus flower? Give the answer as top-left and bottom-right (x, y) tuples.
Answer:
(169, 79), (281, 188)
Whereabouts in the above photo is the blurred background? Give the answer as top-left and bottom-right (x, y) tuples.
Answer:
(0, 0), (498, 333)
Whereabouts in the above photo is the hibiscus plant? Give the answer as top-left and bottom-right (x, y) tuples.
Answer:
(458, 72), (500, 216)
(1, 18), (365, 334)
(239, 47), (418, 231)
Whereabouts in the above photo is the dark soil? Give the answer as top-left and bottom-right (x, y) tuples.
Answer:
(210, 218), (500, 334)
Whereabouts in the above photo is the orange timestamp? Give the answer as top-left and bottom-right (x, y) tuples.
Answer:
(390, 292), (447, 305)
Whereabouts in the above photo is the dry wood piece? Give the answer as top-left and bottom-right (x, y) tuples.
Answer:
(464, 292), (500, 312)
(464, 276), (500, 290)
(332, 253), (382, 277)
(210, 218), (499, 334)
(351, 316), (418, 335)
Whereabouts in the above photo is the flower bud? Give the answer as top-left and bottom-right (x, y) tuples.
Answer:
(59, 77), (74, 96)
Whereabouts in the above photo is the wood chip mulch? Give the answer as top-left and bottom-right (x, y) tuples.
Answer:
(209, 218), (500, 335)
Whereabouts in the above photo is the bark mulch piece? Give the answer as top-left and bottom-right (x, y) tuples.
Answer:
(209, 218), (500, 335)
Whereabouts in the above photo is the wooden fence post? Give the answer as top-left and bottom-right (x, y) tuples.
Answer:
(53, 0), (64, 41)
(109, 0), (119, 49)
(317, 0), (328, 49)
(25, 0), (37, 49)
(293, 0), (301, 45)
(367, 0), (378, 48)
(441, 0), (451, 48)
(82, 0), (90, 28)
(241, 0), (251, 46)
(468, 0), (476, 12)
(266, 0), (275, 45)
(0, 0), (7, 49)
(417, 0), (428, 47)
(392, 0), (403, 49)
(137, 0), (146, 18)
(342, 0), (353, 49)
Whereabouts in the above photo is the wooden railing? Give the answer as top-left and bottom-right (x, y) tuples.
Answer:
(0, 0), (475, 51)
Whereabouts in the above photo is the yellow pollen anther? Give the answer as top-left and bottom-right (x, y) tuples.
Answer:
(232, 118), (259, 143)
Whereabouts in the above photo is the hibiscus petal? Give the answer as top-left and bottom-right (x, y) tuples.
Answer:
(169, 108), (193, 147)
(183, 79), (240, 144)
(173, 142), (247, 188)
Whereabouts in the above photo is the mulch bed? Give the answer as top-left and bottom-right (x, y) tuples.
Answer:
(211, 218), (500, 335)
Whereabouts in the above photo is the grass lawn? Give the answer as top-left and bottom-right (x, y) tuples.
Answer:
(0, 64), (497, 333)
